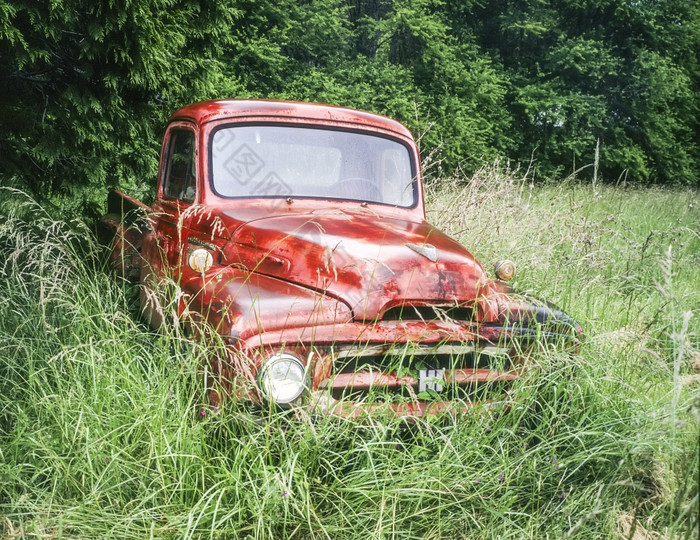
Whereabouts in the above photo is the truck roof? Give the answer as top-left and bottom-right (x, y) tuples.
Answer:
(168, 100), (414, 139)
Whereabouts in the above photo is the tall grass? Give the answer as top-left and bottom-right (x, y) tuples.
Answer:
(1, 174), (698, 539)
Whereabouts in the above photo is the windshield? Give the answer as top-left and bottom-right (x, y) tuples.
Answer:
(210, 125), (416, 207)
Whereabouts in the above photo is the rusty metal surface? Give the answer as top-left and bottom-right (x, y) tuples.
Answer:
(308, 391), (510, 419)
(169, 99), (415, 141)
(103, 99), (582, 418)
(318, 369), (520, 390)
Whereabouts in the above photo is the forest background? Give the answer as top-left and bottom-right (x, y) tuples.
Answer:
(1, 0), (699, 216)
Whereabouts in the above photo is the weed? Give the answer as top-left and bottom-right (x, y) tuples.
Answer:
(0, 175), (697, 539)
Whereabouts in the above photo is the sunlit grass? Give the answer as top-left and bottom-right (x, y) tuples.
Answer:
(1, 175), (698, 539)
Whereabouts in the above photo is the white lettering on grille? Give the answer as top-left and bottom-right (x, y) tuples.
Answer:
(419, 369), (444, 392)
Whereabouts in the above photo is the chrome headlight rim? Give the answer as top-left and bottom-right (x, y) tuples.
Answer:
(188, 248), (214, 274)
(494, 259), (516, 282)
(258, 352), (307, 406)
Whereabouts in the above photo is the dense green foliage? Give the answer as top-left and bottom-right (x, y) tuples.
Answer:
(1, 179), (698, 538)
(0, 0), (242, 214)
(1, 0), (698, 213)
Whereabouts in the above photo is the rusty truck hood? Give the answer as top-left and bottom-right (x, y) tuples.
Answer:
(220, 208), (487, 320)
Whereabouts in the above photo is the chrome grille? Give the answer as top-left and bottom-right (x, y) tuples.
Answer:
(322, 343), (517, 403)
(334, 343), (512, 374)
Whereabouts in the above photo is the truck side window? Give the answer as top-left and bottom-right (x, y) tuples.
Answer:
(163, 129), (196, 202)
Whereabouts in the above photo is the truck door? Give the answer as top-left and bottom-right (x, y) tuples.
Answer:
(141, 125), (198, 328)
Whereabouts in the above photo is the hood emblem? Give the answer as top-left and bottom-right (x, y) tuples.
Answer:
(406, 242), (438, 262)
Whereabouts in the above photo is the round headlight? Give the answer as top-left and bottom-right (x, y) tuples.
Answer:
(188, 248), (213, 274)
(494, 259), (516, 281)
(258, 353), (306, 405)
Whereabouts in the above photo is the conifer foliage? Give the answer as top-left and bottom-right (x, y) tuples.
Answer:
(1, 0), (698, 212)
(0, 0), (240, 213)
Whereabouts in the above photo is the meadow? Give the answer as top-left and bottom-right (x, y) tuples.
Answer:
(0, 168), (698, 539)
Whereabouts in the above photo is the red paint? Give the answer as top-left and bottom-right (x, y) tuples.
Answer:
(100, 100), (582, 418)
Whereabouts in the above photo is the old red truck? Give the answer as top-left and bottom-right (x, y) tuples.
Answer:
(100, 99), (581, 417)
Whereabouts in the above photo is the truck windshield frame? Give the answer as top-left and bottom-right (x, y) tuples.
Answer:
(209, 124), (418, 208)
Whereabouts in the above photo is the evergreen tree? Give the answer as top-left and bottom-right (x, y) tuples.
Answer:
(0, 0), (240, 214)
